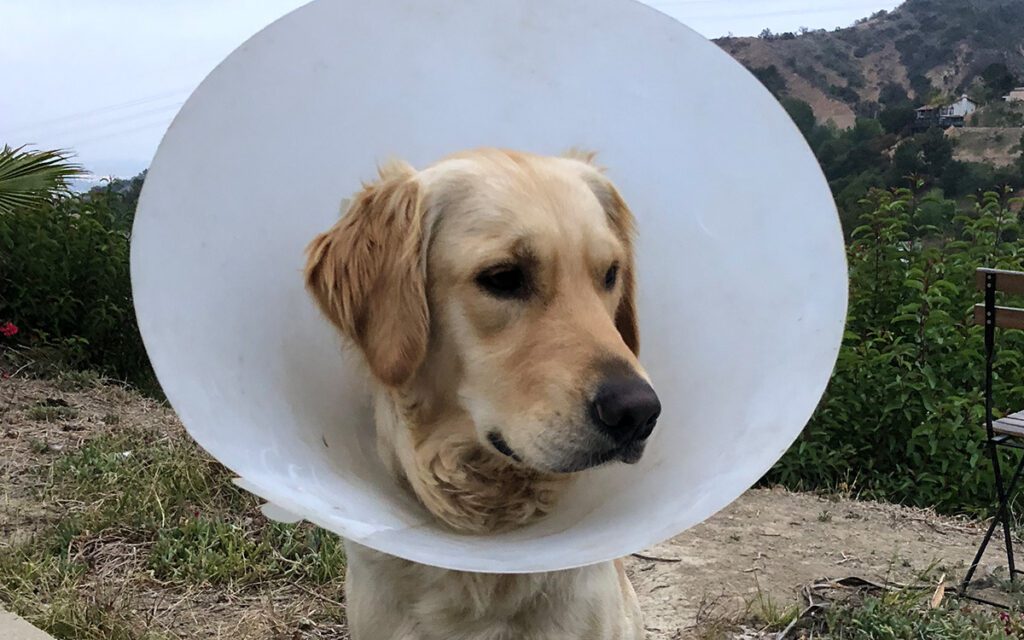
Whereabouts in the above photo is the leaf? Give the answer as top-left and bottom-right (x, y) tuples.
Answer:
(0, 145), (85, 215)
(929, 574), (946, 609)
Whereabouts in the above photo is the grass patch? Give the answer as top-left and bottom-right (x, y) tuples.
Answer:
(48, 429), (249, 531)
(760, 568), (1024, 639)
(28, 437), (54, 453)
(751, 578), (801, 632)
(0, 554), (165, 640)
(27, 400), (78, 422)
(150, 517), (345, 585)
(825, 590), (1020, 639)
(0, 425), (347, 639)
(721, 565), (1024, 639)
(53, 369), (103, 392)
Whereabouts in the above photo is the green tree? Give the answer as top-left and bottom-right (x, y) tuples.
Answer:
(1019, 130), (1024, 178)
(752, 65), (787, 99)
(980, 62), (1018, 102)
(878, 81), (911, 107)
(0, 145), (84, 215)
(878, 105), (916, 135)
(918, 127), (954, 175)
(781, 98), (816, 137)
(889, 129), (955, 187)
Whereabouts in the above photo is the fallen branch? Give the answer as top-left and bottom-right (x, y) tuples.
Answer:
(631, 553), (681, 563)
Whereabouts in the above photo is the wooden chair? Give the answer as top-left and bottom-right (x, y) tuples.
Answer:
(960, 268), (1024, 604)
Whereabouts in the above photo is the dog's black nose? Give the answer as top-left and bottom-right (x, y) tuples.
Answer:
(591, 375), (661, 445)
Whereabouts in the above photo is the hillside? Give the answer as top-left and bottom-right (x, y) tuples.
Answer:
(949, 126), (1023, 167)
(717, 0), (1024, 128)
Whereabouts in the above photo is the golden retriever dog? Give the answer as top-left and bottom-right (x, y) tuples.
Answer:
(305, 148), (661, 640)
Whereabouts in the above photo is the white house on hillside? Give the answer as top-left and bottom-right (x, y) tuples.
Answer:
(915, 95), (977, 129)
(940, 95), (977, 118)
(1005, 87), (1024, 102)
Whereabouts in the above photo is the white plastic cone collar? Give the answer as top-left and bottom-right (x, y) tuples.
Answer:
(131, 0), (847, 573)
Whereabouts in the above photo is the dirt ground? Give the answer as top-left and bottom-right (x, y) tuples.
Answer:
(0, 376), (1011, 639)
(628, 488), (1003, 638)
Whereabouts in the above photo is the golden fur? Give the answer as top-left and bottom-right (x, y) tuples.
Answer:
(306, 149), (649, 640)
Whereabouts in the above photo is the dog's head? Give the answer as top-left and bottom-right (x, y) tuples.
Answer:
(306, 149), (659, 476)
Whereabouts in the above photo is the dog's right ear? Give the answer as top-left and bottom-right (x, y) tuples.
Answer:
(304, 162), (429, 387)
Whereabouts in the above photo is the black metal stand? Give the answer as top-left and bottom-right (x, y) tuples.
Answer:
(959, 271), (1023, 607)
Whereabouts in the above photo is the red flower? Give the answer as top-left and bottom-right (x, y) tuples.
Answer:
(0, 322), (18, 338)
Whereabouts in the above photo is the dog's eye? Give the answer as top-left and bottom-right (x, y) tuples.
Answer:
(477, 266), (528, 299)
(604, 264), (619, 290)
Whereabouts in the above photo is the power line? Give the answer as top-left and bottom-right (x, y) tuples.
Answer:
(4, 102), (183, 148)
(3, 87), (191, 136)
(68, 117), (176, 148)
(14, 101), (184, 142)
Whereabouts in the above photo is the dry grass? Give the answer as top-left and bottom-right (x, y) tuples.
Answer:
(948, 126), (1024, 167)
(0, 374), (349, 639)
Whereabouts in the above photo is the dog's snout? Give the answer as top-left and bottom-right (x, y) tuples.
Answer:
(591, 375), (661, 445)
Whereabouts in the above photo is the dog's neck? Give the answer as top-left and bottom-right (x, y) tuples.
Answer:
(372, 384), (572, 534)
(348, 385), (642, 640)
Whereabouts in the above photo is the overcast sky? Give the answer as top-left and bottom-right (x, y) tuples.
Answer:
(1, 0), (902, 179)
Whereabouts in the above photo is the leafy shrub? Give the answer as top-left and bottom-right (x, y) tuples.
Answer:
(766, 187), (1024, 516)
(0, 181), (155, 391)
(752, 65), (787, 99)
(830, 84), (862, 104)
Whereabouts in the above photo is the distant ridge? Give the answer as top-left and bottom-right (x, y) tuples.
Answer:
(716, 0), (1024, 128)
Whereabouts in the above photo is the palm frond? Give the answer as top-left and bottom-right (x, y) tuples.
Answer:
(0, 145), (86, 215)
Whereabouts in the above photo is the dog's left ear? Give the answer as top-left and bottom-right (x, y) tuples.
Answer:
(567, 153), (640, 356)
(304, 161), (430, 386)
(597, 181), (640, 356)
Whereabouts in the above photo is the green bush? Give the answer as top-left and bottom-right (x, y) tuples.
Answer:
(0, 181), (155, 391)
(767, 187), (1024, 516)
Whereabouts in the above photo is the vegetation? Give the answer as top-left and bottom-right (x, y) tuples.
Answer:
(822, 590), (1024, 639)
(0, 422), (346, 639)
(1, 166), (154, 391)
(0, 145), (84, 216)
(767, 186), (1024, 515)
(690, 567), (1024, 638)
(772, 91), (1024, 231)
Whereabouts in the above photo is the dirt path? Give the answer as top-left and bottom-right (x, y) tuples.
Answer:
(628, 488), (999, 638)
(0, 377), (1008, 639)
